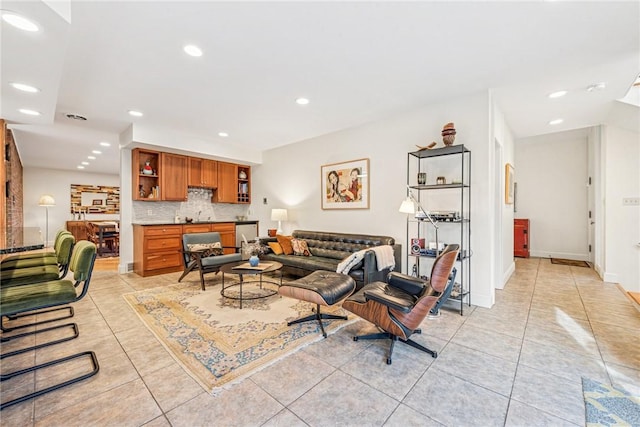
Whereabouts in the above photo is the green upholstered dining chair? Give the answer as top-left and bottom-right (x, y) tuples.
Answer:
(0, 240), (99, 410)
(0, 229), (69, 264)
(1, 232), (75, 279)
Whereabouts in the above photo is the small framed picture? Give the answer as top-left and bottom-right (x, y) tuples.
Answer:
(321, 158), (369, 210)
(92, 199), (103, 206)
(505, 163), (515, 204)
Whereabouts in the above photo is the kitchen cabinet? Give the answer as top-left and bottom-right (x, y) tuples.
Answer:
(215, 162), (251, 204)
(188, 157), (218, 188)
(161, 153), (188, 201)
(132, 149), (160, 201)
(133, 224), (183, 276)
(211, 222), (236, 254)
(215, 162), (237, 203)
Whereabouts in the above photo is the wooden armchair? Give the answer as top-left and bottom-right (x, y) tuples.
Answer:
(178, 232), (242, 290)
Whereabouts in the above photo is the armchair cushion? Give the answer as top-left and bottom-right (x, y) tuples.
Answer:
(387, 271), (426, 296)
(186, 242), (223, 260)
(363, 281), (417, 313)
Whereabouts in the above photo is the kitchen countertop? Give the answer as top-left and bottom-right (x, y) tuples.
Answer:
(132, 220), (258, 226)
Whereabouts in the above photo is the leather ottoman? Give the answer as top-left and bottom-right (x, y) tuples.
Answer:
(278, 271), (356, 337)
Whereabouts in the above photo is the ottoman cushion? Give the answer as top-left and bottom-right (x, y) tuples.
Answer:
(279, 271), (356, 307)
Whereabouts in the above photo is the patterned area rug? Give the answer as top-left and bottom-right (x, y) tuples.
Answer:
(123, 278), (355, 393)
(582, 377), (640, 426)
(551, 258), (591, 268)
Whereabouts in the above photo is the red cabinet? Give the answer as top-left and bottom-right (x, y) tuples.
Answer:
(514, 219), (530, 258)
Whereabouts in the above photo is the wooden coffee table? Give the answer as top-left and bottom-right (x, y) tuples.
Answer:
(220, 261), (283, 309)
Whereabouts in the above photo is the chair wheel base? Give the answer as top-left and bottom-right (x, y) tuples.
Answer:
(432, 351), (438, 359)
(386, 358), (392, 365)
(353, 337), (358, 341)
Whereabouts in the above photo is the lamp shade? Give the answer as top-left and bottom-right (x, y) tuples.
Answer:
(38, 194), (55, 206)
(398, 198), (415, 214)
(271, 208), (288, 221)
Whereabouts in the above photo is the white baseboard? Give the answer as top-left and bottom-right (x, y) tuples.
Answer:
(499, 262), (515, 290)
(530, 250), (589, 261)
(603, 272), (619, 284)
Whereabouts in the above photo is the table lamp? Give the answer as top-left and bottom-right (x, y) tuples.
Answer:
(271, 208), (288, 235)
(39, 194), (55, 247)
(399, 186), (439, 255)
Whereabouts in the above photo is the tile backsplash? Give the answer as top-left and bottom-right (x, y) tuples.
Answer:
(133, 188), (249, 223)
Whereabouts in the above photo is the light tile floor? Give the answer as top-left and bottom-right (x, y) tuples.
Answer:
(2, 258), (639, 426)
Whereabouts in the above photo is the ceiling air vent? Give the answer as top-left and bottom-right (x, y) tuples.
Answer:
(65, 113), (87, 121)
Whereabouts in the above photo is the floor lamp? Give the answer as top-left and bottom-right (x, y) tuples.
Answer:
(271, 208), (288, 235)
(39, 194), (55, 248)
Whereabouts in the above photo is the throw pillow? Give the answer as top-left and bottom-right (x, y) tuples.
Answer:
(276, 235), (294, 255)
(291, 238), (312, 256)
(268, 242), (284, 255)
(187, 242), (223, 260)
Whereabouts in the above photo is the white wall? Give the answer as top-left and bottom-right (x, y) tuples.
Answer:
(515, 129), (589, 260)
(252, 91), (497, 308)
(23, 167), (120, 245)
(602, 125), (640, 292)
(491, 100), (516, 289)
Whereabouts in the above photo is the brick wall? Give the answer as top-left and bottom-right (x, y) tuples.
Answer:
(5, 126), (24, 246)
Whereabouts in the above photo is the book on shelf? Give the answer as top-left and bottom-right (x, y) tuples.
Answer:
(232, 262), (273, 271)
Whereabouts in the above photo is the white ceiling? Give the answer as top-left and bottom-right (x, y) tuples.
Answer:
(2, 1), (638, 175)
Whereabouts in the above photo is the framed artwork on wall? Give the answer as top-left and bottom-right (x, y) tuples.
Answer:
(505, 163), (515, 204)
(321, 158), (369, 210)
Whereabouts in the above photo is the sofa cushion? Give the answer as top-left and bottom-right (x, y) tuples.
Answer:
(276, 235), (294, 255)
(291, 239), (312, 256)
(268, 242), (283, 255)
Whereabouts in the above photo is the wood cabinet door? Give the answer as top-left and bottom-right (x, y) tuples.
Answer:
(215, 161), (237, 203)
(188, 157), (203, 187)
(202, 159), (218, 188)
(211, 222), (236, 254)
(161, 153), (188, 201)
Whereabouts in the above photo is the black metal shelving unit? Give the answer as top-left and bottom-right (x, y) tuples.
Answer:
(405, 145), (471, 315)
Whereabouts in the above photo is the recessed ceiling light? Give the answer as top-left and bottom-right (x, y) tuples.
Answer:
(549, 119), (564, 125)
(11, 82), (39, 93)
(295, 98), (310, 105)
(128, 110), (143, 117)
(218, 132), (229, 137)
(19, 108), (40, 116)
(548, 90), (567, 99)
(183, 44), (203, 57)
(1, 12), (39, 32)
(92, 150), (102, 154)
(99, 141), (111, 147)
(586, 82), (606, 92)
(65, 113), (87, 121)
(77, 165), (85, 169)
(81, 161), (89, 165)
(88, 156), (96, 160)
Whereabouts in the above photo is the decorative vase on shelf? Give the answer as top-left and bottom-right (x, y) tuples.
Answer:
(249, 255), (259, 267)
(239, 170), (247, 180)
(441, 122), (457, 146)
